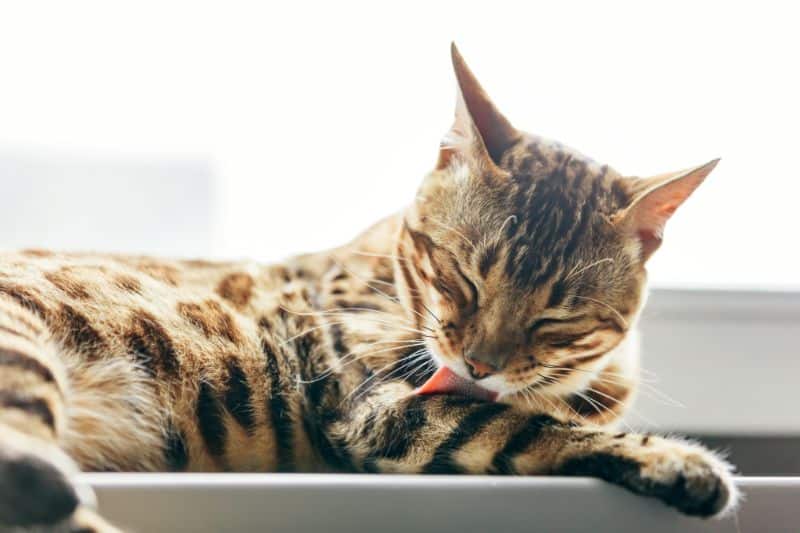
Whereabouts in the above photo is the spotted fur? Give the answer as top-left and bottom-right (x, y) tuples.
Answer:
(0, 45), (736, 530)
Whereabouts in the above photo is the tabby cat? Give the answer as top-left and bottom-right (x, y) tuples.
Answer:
(0, 44), (737, 531)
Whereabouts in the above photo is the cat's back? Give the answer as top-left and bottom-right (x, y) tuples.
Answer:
(0, 250), (299, 364)
(0, 249), (255, 311)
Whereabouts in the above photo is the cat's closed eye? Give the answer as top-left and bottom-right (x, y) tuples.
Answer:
(547, 337), (580, 348)
(528, 317), (569, 334)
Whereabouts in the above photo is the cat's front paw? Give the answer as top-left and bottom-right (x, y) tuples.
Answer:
(633, 437), (738, 517)
(560, 435), (739, 517)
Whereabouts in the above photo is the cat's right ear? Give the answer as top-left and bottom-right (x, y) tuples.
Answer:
(436, 43), (520, 173)
(614, 159), (719, 261)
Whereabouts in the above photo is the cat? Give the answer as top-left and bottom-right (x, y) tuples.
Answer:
(0, 44), (737, 531)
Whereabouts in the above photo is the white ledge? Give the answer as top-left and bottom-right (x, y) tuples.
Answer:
(80, 473), (798, 533)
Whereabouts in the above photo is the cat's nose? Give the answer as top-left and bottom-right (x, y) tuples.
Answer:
(464, 353), (500, 380)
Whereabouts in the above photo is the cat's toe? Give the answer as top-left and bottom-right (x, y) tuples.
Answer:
(637, 439), (739, 517)
(662, 453), (735, 516)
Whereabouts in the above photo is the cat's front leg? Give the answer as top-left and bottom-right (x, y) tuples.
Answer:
(327, 382), (738, 518)
(544, 430), (738, 517)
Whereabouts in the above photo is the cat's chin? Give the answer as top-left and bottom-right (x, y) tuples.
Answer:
(414, 366), (498, 402)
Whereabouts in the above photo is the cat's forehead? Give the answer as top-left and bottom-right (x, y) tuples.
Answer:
(467, 134), (630, 292)
(499, 134), (611, 183)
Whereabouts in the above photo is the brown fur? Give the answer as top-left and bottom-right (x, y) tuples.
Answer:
(0, 45), (735, 530)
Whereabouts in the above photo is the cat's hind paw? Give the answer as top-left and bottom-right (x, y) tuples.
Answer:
(0, 424), (103, 530)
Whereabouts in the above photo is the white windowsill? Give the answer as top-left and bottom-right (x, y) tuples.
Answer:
(80, 473), (799, 533)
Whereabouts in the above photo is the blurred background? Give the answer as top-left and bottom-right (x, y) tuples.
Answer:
(1, 0), (798, 289)
(1, 1), (798, 474)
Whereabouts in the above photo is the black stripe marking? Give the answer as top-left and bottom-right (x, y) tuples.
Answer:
(0, 347), (55, 383)
(196, 381), (227, 458)
(262, 338), (294, 471)
(0, 390), (55, 430)
(554, 451), (640, 482)
(556, 451), (723, 516)
(319, 433), (355, 472)
(546, 280), (567, 309)
(367, 395), (428, 464)
(328, 324), (348, 357)
(0, 283), (49, 319)
(126, 311), (180, 376)
(59, 304), (105, 354)
(223, 358), (256, 434)
(423, 402), (510, 474)
(491, 414), (559, 474)
(165, 429), (189, 471)
(478, 243), (500, 278)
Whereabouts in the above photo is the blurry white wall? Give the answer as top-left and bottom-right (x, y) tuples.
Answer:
(0, 0), (797, 289)
(0, 149), (215, 256)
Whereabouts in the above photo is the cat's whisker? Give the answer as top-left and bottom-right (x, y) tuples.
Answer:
(583, 385), (658, 427)
(537, 366), (668, 426)
(496, 214), (517, 241)
(276, 311), (434, 344)
(314, 308), (437, 335)
(331, 254), (443, 331)
(343, 357), (416, 404)
(334, 262), (435, 328)
(419, 301), (443, 326)
(540, 363), (682, 407)
(428, 217), (478, 253)
(566, 387), (635, 432)
(355, 276), (421, 296)
(336, 341), (428, 369)
(566, 257), (615, 281)
(279, 304), (416, 327)
(350, 250), (409, 263)
(589, 375), (684, 408)
(531, 385), (569, 418)
(335, 340), (428, 368)
(538, 374), (608, 418)
(572, 295), (629, 328)
(334, 262), (402, 303)
(565, 259), (584, 281)
(345, 348), (429, 404)
(298, 340), (428, 385)
(396, 356), (434, 384)
(525, 388), (547, 413)
(546, 362), (660, 384)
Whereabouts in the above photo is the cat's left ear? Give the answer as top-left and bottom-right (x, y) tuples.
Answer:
(615, 159), (719, 261)
(437, 43), (521, 172)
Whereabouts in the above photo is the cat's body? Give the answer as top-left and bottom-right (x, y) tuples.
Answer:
(0, 45), (737, 531)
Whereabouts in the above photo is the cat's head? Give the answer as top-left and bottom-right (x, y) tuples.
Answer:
(395, 44), (717, 403)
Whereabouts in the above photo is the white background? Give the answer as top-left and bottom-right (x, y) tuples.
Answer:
(0, 0), (797, 290)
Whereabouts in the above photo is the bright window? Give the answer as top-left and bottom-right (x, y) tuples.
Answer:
(1, 1), (797, 290)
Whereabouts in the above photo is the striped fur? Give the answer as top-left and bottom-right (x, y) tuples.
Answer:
(0, 45), (736, 530)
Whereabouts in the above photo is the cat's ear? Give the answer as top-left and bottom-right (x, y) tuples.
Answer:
(616, 159), (719, 261)
(436, 43), (520, 172)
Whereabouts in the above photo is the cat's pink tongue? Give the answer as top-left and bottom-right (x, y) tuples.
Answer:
(415, 366), (498, 402)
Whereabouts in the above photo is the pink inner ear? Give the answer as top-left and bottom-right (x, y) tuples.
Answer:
(624, 159), (718, 262)
(658, 202), (679, 218)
